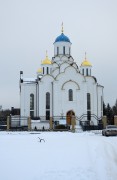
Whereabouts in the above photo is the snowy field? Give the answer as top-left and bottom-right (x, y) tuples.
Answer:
(0, 131), (117, 180)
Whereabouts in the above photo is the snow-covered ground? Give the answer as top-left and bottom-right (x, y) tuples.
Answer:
(0, 131), (117, 180)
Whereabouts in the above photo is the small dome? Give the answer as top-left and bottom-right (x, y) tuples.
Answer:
(55, 33), (71, 43)
(81, 60), (92, 66)
(42, 55), (51, 65)
(37, 68), (42, 73)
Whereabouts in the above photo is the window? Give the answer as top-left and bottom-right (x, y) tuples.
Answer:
(87, 93), (91, 110)
(43, 67), (44, 74)
(46, 110), (50, 120)
(87, 93), (91, 120)
(46, 92), (50, 109)
(90, 69), (91, 76)
(86, 68), (88, 76)
(47, 67), (49, 74)
(69, 89), (73, 101)
(57, 47), (59, 55)
(63, 46), (65, 55)
(30, 94), (34, 110)
(30, 94), (34, 118)
(46, 92), (50, 120)
(82, 69), (84, 75)
(69, 47), (71, 55)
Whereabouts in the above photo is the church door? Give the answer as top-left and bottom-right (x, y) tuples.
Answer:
(66, 110), (75, 125)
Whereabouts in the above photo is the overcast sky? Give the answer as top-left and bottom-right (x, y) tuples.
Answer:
(0, 0), (117, 109)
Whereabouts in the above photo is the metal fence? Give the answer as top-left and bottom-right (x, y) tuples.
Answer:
(0, 117), (7, 130)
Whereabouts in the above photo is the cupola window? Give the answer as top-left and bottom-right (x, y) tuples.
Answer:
(47, 67), (49, 74)
(69, 47), (71, 55)
(57, 47), (59, 55)
(63, 46), (65, 55)
(86, 68), (88, 76)
(43, 67), (44, 74)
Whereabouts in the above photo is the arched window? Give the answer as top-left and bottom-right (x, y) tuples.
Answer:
(87, 93), (91, 120)
(69, 47), (71, 55)
(43, 67), (44, 74)
(46, 92), (50, 120)
(30, 94), (34, 117)
(46, 92), (50, 109)
(69, 89), (73, 101)
(63, 46), (65, 55)
(47, 67), (49, 74)
(57, 47), (59, 55)
(86, 68), (88, 76)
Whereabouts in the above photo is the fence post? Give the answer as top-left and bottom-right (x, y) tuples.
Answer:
(49, 117), (53, 130)
(114, 116), (117, 126)
(28, 117), (31, 131)
(102, 116), (107, 128)
(71, 116), (75, 132)
(7, 116), (10, 131)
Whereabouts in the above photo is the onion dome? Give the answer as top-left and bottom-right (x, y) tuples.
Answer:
(54, 23), (71, 43)
(81, 60), (92, 66)
(41, 51), (51, 65)
(55, 33), (71, 43)
(37, 68), (42, 73)
(81, 53), (92, 66)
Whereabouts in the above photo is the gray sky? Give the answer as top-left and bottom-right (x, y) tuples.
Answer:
(0, 0), (117, 109)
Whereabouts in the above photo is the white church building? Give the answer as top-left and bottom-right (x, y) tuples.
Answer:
(20, 26), (104, 126)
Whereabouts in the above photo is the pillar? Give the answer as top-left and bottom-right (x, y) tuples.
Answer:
(28, 117), (31, 131)
(7, 116), (10, 131)
(102, 116), (107, 128)
(114, 116), (117, 126)
(71, 116), (75, 132)
(49, 117), (53, 130)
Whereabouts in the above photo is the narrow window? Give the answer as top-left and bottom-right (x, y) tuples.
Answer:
(47, 67), (49, 74)
(69, 89), (73, 101)
(86, 68), (88, 76)
(90, 69), (91, 76)
(30, 94), (34, 118)
(82, 69), (84, 75)
(63, 46), (65, 55)
(57, 47), (59, 55)
(69, 47), (71, 55)
(87, 93), (91, 120)
(87, 93), (91, 110)
(43, 67), (44, 74)
(46, 110), (50, 120)
(46, 92), (50, 120)
(46, 92), (50, 109)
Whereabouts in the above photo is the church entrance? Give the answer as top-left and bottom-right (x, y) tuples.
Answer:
(66, 110), (75, 125)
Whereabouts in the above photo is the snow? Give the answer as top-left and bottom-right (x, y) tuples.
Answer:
(0, 131), (117, 180)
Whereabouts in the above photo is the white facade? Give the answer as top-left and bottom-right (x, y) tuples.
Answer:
(20, 30), (104, 125)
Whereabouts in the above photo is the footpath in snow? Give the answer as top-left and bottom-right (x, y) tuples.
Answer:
(0, 131), (117, 180)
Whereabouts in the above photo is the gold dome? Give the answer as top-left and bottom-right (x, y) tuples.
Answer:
(81, 60), (92, 66)
(81, 52), (92, 66)
(42, 51), (51, 65)
(37, 68), (42, 73)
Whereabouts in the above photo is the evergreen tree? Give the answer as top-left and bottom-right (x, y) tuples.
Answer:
(106, 103), (113, 125)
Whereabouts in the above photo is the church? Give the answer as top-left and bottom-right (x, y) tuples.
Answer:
(20, 25), (104, 126)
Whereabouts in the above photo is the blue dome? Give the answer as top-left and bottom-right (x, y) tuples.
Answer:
(55, 33), (71, 43)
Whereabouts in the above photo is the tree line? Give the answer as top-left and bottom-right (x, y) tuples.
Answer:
(103, 99), (117, 125)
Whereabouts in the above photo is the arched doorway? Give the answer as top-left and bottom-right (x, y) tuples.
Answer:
(66, 110), (75, 125)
